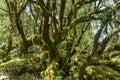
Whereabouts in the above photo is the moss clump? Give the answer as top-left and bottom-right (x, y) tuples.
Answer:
(0, 56), (42, 79)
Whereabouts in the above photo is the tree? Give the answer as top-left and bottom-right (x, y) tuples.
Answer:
(0, 0), (120, 79)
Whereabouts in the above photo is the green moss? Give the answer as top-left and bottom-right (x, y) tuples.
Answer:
(0, 56), (42, 79)
(0, 58), (25, 67)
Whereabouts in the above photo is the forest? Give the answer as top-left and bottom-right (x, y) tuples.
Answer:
(0, 0), (120, 80)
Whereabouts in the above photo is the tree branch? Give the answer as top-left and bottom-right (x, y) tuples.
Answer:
(97, 28), (120, 55)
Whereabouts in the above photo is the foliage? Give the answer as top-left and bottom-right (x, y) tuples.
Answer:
(0, 0), (120, 79)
